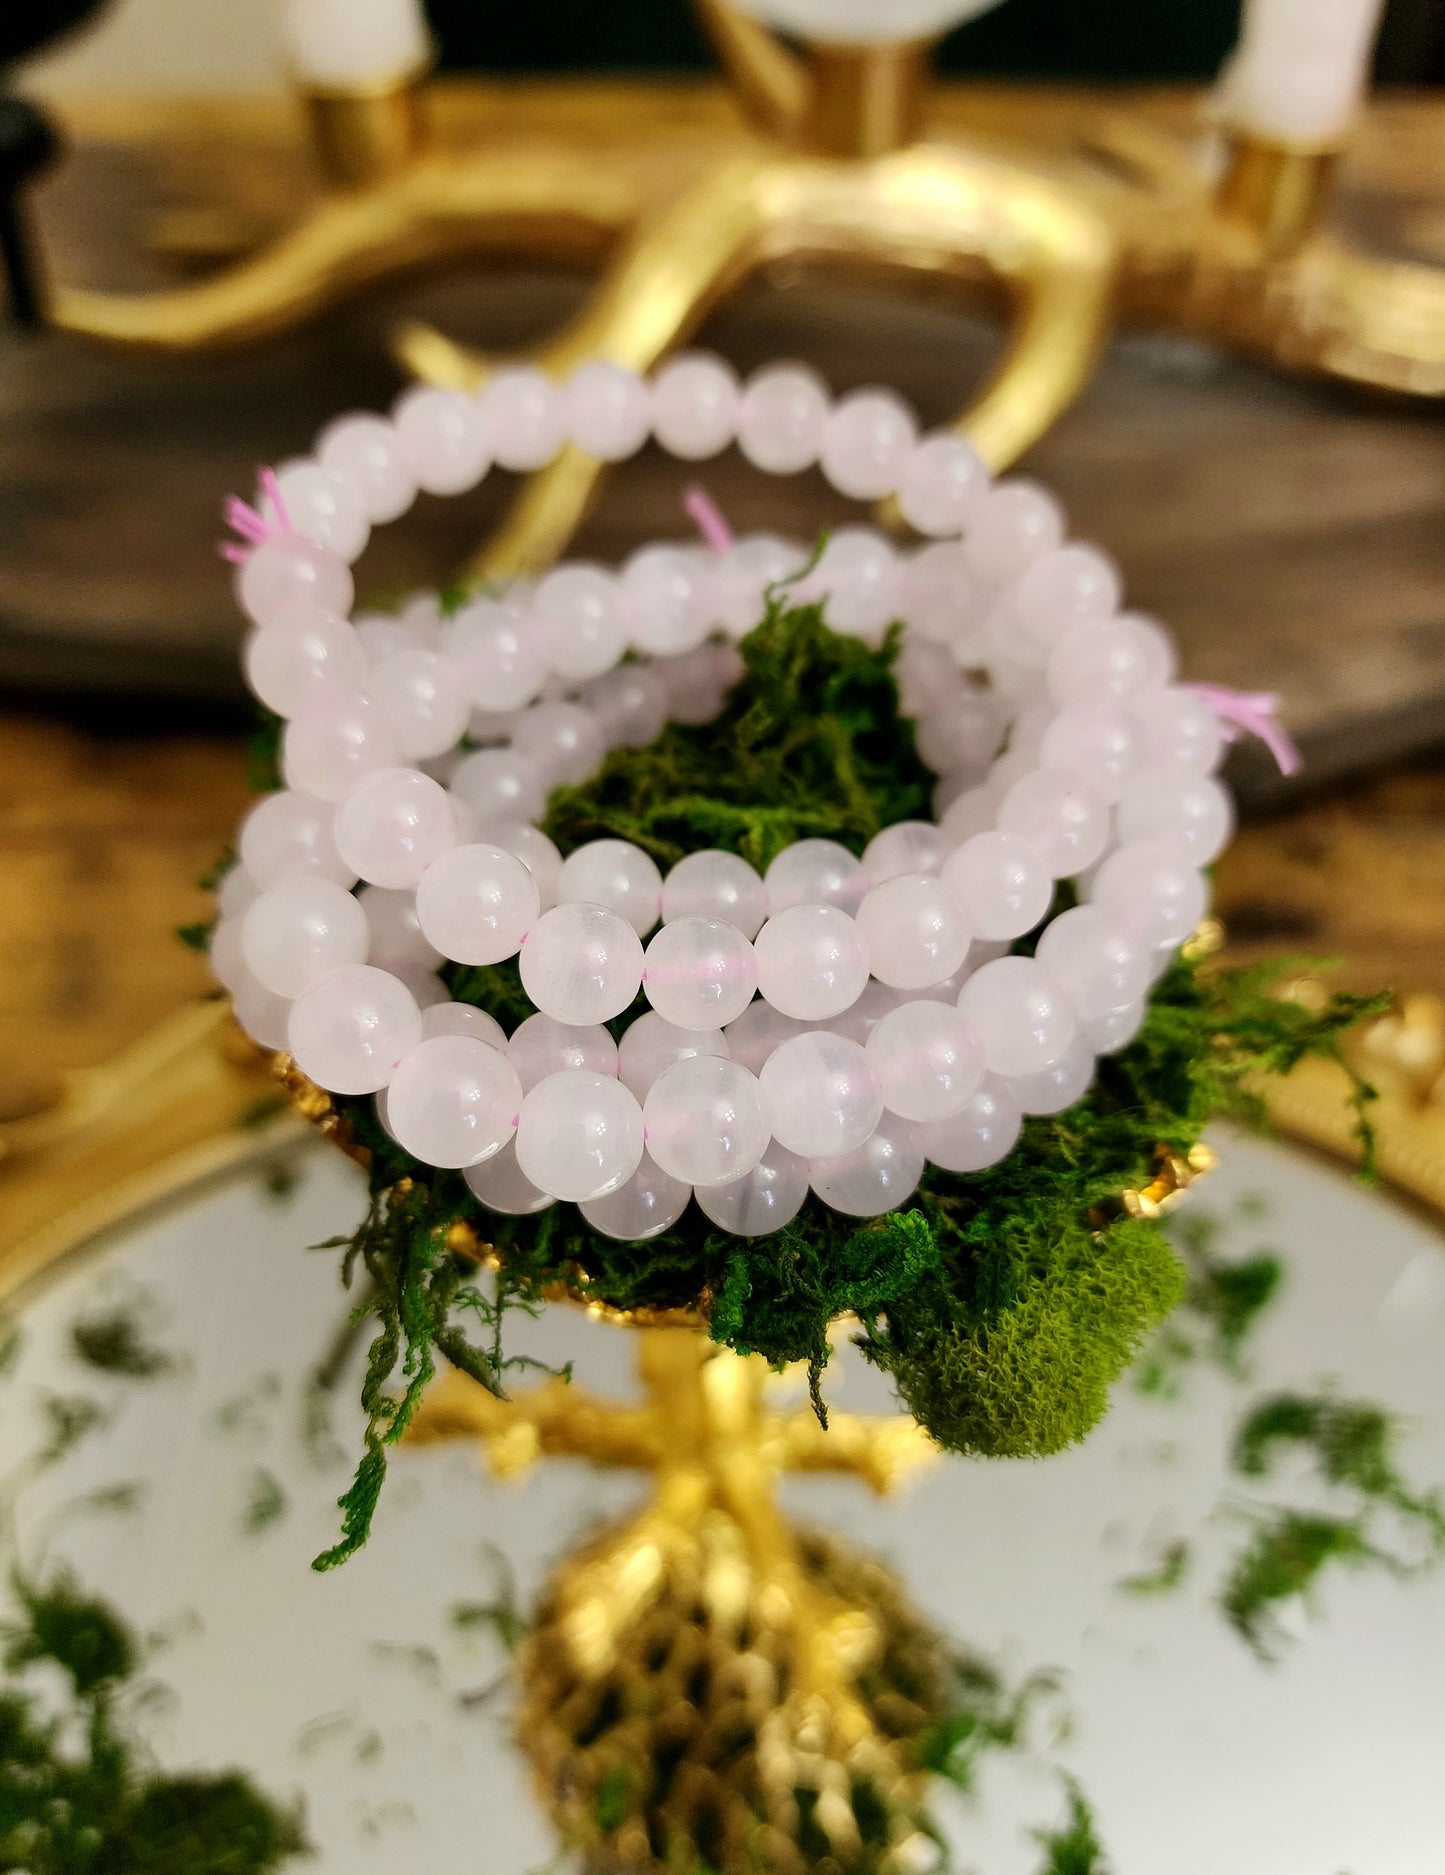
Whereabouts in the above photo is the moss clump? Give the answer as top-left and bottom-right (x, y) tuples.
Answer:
(263, 596), (1384, 1566)
(0, 1569), (307, 1873)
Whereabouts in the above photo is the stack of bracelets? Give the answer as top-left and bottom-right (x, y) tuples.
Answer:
(209, 355), (1234, 1244)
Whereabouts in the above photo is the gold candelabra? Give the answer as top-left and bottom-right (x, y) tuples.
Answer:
(28, 3), (1445, 578)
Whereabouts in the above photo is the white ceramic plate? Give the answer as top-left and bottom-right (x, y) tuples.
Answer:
(2, 1126), (1443, 1874)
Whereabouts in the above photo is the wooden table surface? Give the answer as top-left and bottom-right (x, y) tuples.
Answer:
(2, 82), (1444, 1116)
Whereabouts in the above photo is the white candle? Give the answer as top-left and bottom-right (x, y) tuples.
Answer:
(729, 0), (1006, 47)
(285, 0), (432, 89)
(1223, 0), (1387, 146)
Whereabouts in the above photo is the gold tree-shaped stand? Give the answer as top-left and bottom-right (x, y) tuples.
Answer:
(407, 1319), (945, 1872)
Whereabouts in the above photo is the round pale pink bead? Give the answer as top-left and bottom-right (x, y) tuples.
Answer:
(514, 1069), (645, 1201)
(963, 479), (1065, 587)
(512, 701), (605, 788)
(519, 902), (644, 1025)
(239, 788), (356, 889)
(653, 642), (737, 725)
(753, 903), (870, 1021)
(333, 767), (462, 890)
(1082, 1002), (1146, 1055)
(398, 593), (446, 644)
(478, 367), (567, 471)
(759, 1031), (882, 1159)
(901, 541), (984, 650)
(1034, 904), (1150, 1020)
(367, 647), (471, 761)
(722, 999), (806, 1075)
(354, 613), (414, 663)
(940, 831), (1051, 941)
(957, 955), (1077, 1077)
(714, 535), (805, 637)
(1089, 839), (1209, 949)
(651, 352), (738, 460)
(450, 748), (546, 826)
(240, 877), (368, 998)
(1135, 687), (1225, 774)
(446, 601), (547, 713)
(557, 839), (663, 935)
(399, 970), (449, 1011)
(478, 820), (563, 908)
(1117, 767), (1234, 864)
(819, 388), (917, 501)
(208, 918), (249, 994)
(808, 529), (899, 639)
(897, 430), (990, 536)
(423, 1000), (507, 1050)
(918, 1075), (1021, 1172)
(507, 1012), (618, 1093)
(622, 545), (709, 657)
(288, 963), (422, 1094)
(238, 535), (353, 628)
(231, 975), (293, 1052)
(272, 461), (370, 563)
(618, 1011), (728, 1100)
(810, 1113), (924, 1218)
(1008, 1033), (1096, 1116)
(694, 1140), (808, 1236)
(283, 688), (402, 804)
(997, 771), (1110, 879)
(317, 413), (417, 524)
(465, 1137), (554, 1216)
(217, 864), (260, 922)
(643, 915), (758, 1029)
(764, 839), (866, 915)
(1012, 544), (1121, 651)
(415, 842), (539, 964)
(643, 1055), (769, 1188)
(862, 820), (949, 886)
(533, 564), (627, 682)
(393, 385), (490, 496)
(737, 363), (830, 475)
(584, 664), (669, 750)
(912, 692), (1004, 776)
(662, 850), (766, 939)
(830, 978), (905, 1046)
(894, 639), (961, 721)
(855, 875), (969, 991)
(1039, 703), (1146, 805)
(565, 361), (651, 461)
(386, 1034), (521, 1169)
(244, 609), (368, 718)
(581, 1153), (692, 1241)
(1046, 614), (1174, 706)
(865, 998), (984, 1123)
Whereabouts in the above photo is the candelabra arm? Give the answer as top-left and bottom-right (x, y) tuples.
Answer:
(689, 0), (811, 143)
(406, 1365), (671, 1475)
(49, 151), (637, 354)
(766, 1407), (937, 1496)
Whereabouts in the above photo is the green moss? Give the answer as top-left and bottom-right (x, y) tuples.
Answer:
(71, 1304), (174, 1380)
(232, 596), (1385, 1565)
(1117, 1538), (1191, 1599)
(1031, 1786), (1110, 1875)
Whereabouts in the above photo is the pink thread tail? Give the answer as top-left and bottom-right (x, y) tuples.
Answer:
(684, 485), (736, 554)
(220, 466), (293, 563)
(1185, 683), (1302, 778)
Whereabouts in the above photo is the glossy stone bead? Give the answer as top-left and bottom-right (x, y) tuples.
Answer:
(317, 412), (417, 524)
(1007, 1033), (1096, 1116)
(917, 1075), (1021, 1173)
(617, 1012), (729, 1100)
(807, 528), (900, 639)
(714, 535), (805, 637)
(643, 1055), (769, 1188)
(1089, 839), (1209, 949)
(445, 600), (547, 713)
(897, 430), (990, 537)
(809, 1113), (924, 1218)
(621, 545), (710, 657)
(423, 1001), (508, 1051)
(737, 362), (829, 474)
(758, 1031), (882, 1159)
(694, 1139), (809, 1237)
(1135, 687), (1225, 774)
(865, 998), (984, 1122)
(476, 820), (564, 909)
(643, 915), (758, 1029)
(963, 479), (1065, 587)
(415, 841), (540, 964)
(901, 541), (985, 651)
(513, 1069), (645, 1201)
(940, 831), (1052, 941)
(1046, 613), (1174, 706)
(580, 1153), (692, 1241)
(287, 963), (423, 1095)
(583, 664), (669, 750)
(721, 999), (807, 1075)
(385, 1034), (522, 1168)
(1012, 543), (1121, 651)
(1039, 703), (1146, 805)
(240, 876), (369, 998)
(449, 748), (547, 826)
(244, 608), (368, 718)
(282, 688), (402, 804)
(465, 1137), (554, 1216)
(997, 771), (1111, 879)
(533, 564), (628, 682)
(1034, 904), (1151, 1020)
(565, 361), (651, 461)
(763, 839), (866, 915)
(1081, 1002), (1146, 1056)
(511, 701), (606, 788)
(661, 850), (767, 940)
(478, 367), (567, 471)
(557, 839), (663, 935)
(1117, 767), (1234, 865)
(393, 384), (491, 496)
(238, 534), (353, 628)
(238, 789), (356, 889)
(956, 955), (1077, 1077)
(518, 902), (644, 1024)
(506, 1011), (619, 1093)
(367, 647), (471, 761)
(333, 767), (462, 889)
(651, 351), (739, 459)
(855, 874), (970, 991)
(861, 821), (949, 887)
(753, 903), (871, 1020)
(819, 389), (917, 501)
(912, 692), (1004, 777)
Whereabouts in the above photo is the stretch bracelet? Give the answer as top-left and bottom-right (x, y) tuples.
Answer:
(211, 355), (1238, 1241)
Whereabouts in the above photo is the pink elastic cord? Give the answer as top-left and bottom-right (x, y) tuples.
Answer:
(683, 485), (735, 554)
(219, 465), (293, 563)
(1185, 683), (1303, 778)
